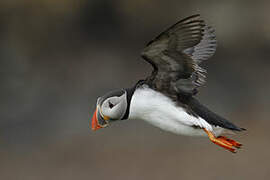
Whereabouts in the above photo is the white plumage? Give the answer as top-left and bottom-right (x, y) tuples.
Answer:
(129, 85), (224, 136)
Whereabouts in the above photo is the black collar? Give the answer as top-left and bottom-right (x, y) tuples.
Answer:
(121, 80), (145, 120)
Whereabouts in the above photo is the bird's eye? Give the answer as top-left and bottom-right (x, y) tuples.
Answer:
(108, 101), (114, 109)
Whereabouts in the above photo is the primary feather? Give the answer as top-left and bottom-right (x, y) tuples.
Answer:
(141, 14), (217, 98)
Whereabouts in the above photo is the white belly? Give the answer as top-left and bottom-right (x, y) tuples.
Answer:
(141, 112), (206, 136)
(129, 86), (223, 136)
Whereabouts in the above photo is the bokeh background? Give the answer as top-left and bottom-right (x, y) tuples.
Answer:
(1, 0), (270, 179)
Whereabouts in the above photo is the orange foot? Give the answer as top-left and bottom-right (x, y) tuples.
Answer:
(203, 129), (242, 153)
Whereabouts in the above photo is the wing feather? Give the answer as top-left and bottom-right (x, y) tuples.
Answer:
(141, 14), (217, 97)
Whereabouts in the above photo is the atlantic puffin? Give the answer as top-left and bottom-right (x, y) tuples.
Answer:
(91, 14), (246, 153)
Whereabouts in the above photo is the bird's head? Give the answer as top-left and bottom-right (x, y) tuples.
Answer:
(91, 89), (128, 131)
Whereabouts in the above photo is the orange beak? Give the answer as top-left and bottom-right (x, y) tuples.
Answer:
(91, 107), (109, 131)
(91, 108), (102, 131)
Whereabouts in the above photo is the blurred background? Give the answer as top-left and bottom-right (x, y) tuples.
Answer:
(1, 0), (270, 179)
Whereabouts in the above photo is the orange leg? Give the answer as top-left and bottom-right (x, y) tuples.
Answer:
(203, 128), (242, 153)
(218, 136), (242, 148)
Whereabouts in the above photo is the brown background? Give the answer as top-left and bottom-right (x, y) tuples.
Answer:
(1, 0), (269, 179)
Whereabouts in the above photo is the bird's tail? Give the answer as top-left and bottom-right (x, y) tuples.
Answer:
(188, 97), (246, 131)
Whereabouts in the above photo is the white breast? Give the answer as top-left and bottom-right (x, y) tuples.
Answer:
(129, 85), (222, 136)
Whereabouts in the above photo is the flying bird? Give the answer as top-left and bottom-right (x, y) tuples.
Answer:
(91, 14), (246, 153)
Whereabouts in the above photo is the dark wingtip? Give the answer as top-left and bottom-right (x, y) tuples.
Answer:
(240, 127), (247, 131)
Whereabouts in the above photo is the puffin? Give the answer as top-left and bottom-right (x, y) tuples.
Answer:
(91, 14), (246, 153)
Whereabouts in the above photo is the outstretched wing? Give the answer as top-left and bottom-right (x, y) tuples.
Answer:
(141, 14), (217, 98)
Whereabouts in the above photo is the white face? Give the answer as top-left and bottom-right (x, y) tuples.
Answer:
(91, 89), (128, 131)
(100, 92), (127, 120)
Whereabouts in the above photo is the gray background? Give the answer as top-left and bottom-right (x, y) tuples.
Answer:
(1, 0), (269, 179)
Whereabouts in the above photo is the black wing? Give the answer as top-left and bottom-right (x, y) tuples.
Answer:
(141, 14), (217, 99)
